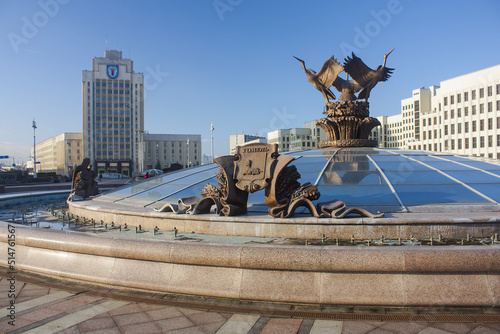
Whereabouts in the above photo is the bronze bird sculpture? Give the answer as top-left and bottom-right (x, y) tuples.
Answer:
(332, 74), (362, 101)
(343, 48), (394, 102)
(293, 55), (344, 103)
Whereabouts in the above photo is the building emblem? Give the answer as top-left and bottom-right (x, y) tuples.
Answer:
(106, 65), (119, 79)
(233, 143), (278, 193)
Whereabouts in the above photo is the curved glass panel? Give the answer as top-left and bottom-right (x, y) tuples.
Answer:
(318, 184), (399, 206)
(94, 148), (500, 212)
(393, 184), (488, 205)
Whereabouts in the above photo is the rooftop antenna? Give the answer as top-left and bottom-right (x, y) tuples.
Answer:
(105, 33), (108, 51)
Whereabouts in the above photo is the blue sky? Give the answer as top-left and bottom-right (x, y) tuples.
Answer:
(1, 0), (499, 164)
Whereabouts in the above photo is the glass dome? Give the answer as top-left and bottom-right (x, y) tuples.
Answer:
(97, 148), (500, 213)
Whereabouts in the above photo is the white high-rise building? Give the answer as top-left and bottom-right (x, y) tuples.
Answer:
(371, 64), (500, 159)
(82, 50), (144, 176)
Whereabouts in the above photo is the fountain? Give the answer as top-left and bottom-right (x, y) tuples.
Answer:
(1, 51), (499, 310)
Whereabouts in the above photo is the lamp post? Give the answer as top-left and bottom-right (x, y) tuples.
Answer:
(135, 130), (145, 173)
(210, 122), (215, 162)
(32, 119), (37, 177)
(66, 140), (70, 176)
(186, 138), (190, 168)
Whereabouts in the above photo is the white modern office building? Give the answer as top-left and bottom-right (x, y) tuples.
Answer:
(82, 50), (144, 176)
(142, 134), (202, 171)
(267, 127), (316, 152)
(371, 65), (500, 159)
(30, 133), (83, 175)
(265, 121), (326, 152)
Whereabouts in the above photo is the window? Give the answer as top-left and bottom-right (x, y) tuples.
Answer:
(480, 104), (484, 113)
(451, 110), (454, 119)
(444, 125), (448, 136)
(472, 105), (476, 115)
(488, 135), (493, 147)
(444, 97), (448, 106)
(488, 102), (493, 112)
(465, 138), (469, 149)
(451, 124), (455, 135)
(423, 119), (426, 127)
(444, 110), (448, 120)
(498, 101), (500, 111)
(480, 137), (485, 148)
(458, 123), (462, 134)
(488, 86), (492, 96)
(457, 108), (461, 118)
(488, 118), (493, 130)
(472, 121), (477, 132)
(464, 91), (469, 101)
(472, 137), (477, 148)
(457, 94), (461, 103)
(472, 90), (476, 100)
(479, 88), (484, 98)
(450, 95), (454, 104)
(465, 106), (469, 116)
(428, 130), (432, 139)
(458, 139), (462, 150)
(480, 119), (484, 131)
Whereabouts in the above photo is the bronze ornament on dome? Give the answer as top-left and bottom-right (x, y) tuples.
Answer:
(155, 143), (383, 219)
(294, 49), (394, 148)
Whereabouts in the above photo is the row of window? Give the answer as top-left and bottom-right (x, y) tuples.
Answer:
(94, 103), (138, 109)
(96, 117), (131, 122)
(96, 144), (131, 149)
(95, 89), (133, 95)
(95, 124), (131, 129)
(94, 130), (132, 136)
(95, 80), (138, 89)
(443, 85), (500, 106)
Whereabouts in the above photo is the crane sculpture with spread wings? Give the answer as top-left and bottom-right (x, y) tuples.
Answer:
(343, 48), (394, 102)
(294, 49), (395, 148)
(293, 56), (344, 103)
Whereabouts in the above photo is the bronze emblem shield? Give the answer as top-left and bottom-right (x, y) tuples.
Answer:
(234, 143), (278, 193)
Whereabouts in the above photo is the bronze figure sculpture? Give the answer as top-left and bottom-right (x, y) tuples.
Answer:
(294, 49), (395, 148)
(293, 56), (344, 103)
(68, 158), (99, 201)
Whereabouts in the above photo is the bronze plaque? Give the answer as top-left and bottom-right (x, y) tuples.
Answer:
(234, 143), (278, 193)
